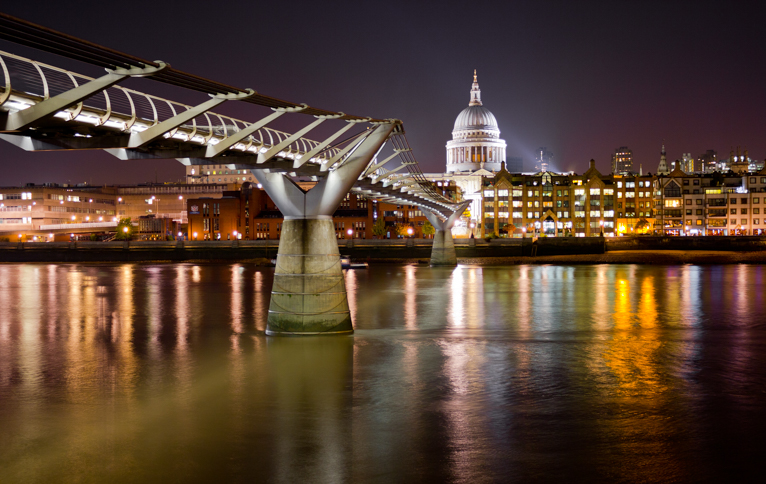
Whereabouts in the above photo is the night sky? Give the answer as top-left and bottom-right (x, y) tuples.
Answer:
(1, 0), (765, 185)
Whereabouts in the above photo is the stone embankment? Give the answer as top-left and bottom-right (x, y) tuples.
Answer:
(3, 236), (766, 263)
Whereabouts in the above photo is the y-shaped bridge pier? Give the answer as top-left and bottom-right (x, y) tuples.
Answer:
(0, 13), (468, 334)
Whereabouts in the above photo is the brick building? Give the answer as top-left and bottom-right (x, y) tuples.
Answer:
(186, 183), (374, 240)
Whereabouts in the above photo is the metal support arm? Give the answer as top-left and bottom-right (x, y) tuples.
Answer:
(128, 89), (254, 148)
(3, 62), (167, 132)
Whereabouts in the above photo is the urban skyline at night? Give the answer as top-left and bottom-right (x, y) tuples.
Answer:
(0, 0), (764, 185)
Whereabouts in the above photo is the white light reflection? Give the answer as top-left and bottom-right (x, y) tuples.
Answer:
(447, 267), (465, 328)
(175, 266), (189, 352)
(345, 268), (358, 325)
(230, 264), (243, 335)
(404, 265), (417, 329)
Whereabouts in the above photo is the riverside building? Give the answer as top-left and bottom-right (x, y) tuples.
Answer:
(480, 160), (655, 237)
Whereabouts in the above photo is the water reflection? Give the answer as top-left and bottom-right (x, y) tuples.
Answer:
(0, 263), (765, 482)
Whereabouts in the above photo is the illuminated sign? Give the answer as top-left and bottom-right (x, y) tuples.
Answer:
(190, 205), (200, 214)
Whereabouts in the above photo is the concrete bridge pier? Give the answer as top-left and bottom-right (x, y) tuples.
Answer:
(423, 203), (469, 266)
(252, 123), (395, 335)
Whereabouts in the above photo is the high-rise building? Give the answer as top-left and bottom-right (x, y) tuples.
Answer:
(534, 147), (553, 172)
(680, 153), (694, 173)
(611, 146), (633, 175)
(697, 150), (717, 173)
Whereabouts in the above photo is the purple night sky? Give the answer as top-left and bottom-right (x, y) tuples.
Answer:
(1, 0), (764, 185)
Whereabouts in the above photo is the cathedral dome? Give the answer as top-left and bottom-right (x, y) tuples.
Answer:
(453, 105), (499, 133)
(451, 71), (500, 139)
(445, 70), (506, 174)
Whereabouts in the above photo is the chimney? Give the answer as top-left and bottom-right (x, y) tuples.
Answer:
(589, 159), (596, 170)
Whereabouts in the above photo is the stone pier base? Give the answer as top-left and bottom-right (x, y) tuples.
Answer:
(266, 218), (352, 335)
(430, 229), (457, 266)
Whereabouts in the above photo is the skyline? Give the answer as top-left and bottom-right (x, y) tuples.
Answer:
(1, 0), (765, 185)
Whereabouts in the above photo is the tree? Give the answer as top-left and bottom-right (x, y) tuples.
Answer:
(422, 220), (435, 237)
(394, 224), (413, 238)
(116, 218), (133, 240)
(372, 217), (386, 238)
(635, 218), (649, 233)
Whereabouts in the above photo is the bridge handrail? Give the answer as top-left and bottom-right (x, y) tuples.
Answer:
(0, 49), (341, 162)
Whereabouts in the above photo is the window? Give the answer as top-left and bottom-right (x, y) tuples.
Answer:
(731, 219), (737, 225)
(483, 190), (494, 198)
(626, 182), (635, 188)
(742, 198), (748, 204)
(754, 208), (760, 215)
(696, 219), (702, 225)
(755, 219), (760, 225)
(665, 200), (681, 208)
(754, 198), (760, 204)
(603, 210), (614, 217)
(686, 209), (692, 215)
(751, 178), (757, 184)
(742, 219), (748, 225)
(731, 209), (737, 215)
(696, 209), (703, 215)
(664, 183), (681, 197)
(685, 220), (692, 225)
(617, 182), (623, 188)
(590, 210), (601, 217)
(603, 189), (614, 195)
(742, 208), (748, 215)
(590, 188), (600, 195)
(696, 199), (702, 205)
(731, 198), (737, 204)
(685, 199), (691, 205)
(498, 189), (509, 197)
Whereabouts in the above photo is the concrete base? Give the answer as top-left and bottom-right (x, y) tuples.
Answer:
(267, 218), (352, 335)
(430, 229), (457, 266)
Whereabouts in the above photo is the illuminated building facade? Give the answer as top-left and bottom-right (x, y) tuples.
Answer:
(535, 147), (554, 173)
(611, 147), (633, 175)
(480, 160), (657, 237)
(445, 70), (506, 174)
(186, 184), (374, 240)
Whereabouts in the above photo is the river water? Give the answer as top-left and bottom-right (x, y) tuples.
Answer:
(1, 262), (765, 483)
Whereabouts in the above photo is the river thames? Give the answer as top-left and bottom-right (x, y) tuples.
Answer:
(1, 262), (765, 483)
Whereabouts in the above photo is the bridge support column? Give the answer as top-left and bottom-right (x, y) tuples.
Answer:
(268, 217), (350, 334)
(252, 122), (395, 335)
(424, 202), (469, 267)
(431, 229), (457, 266)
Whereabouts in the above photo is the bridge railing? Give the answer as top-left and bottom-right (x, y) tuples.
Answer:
(0, 50), (340, 163)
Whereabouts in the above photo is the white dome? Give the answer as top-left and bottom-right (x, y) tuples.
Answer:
(445, 71), (506, 174)
(453, 105), (499, 132)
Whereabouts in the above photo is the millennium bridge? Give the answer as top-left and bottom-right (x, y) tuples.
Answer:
(0, 13), (467, 335)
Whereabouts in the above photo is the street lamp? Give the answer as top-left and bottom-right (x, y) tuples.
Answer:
(193, 232), (198, 240)
(599, 219), (604, 237)
(406, 227), (413, 237)
(522, 227), (527, 238)
(347, 228), (353, 238)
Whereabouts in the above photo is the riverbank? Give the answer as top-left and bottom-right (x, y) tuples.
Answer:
(456, 250), (766, 265)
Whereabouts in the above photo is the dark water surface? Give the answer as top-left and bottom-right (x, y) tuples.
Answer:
(1, 263), (766, 483)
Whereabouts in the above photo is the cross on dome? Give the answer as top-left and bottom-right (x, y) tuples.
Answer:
(470, 69), (482, 106)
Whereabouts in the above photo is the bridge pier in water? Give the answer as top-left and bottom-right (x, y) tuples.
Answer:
(424, 205), (467, 266)
(253, 123), (395, 335)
